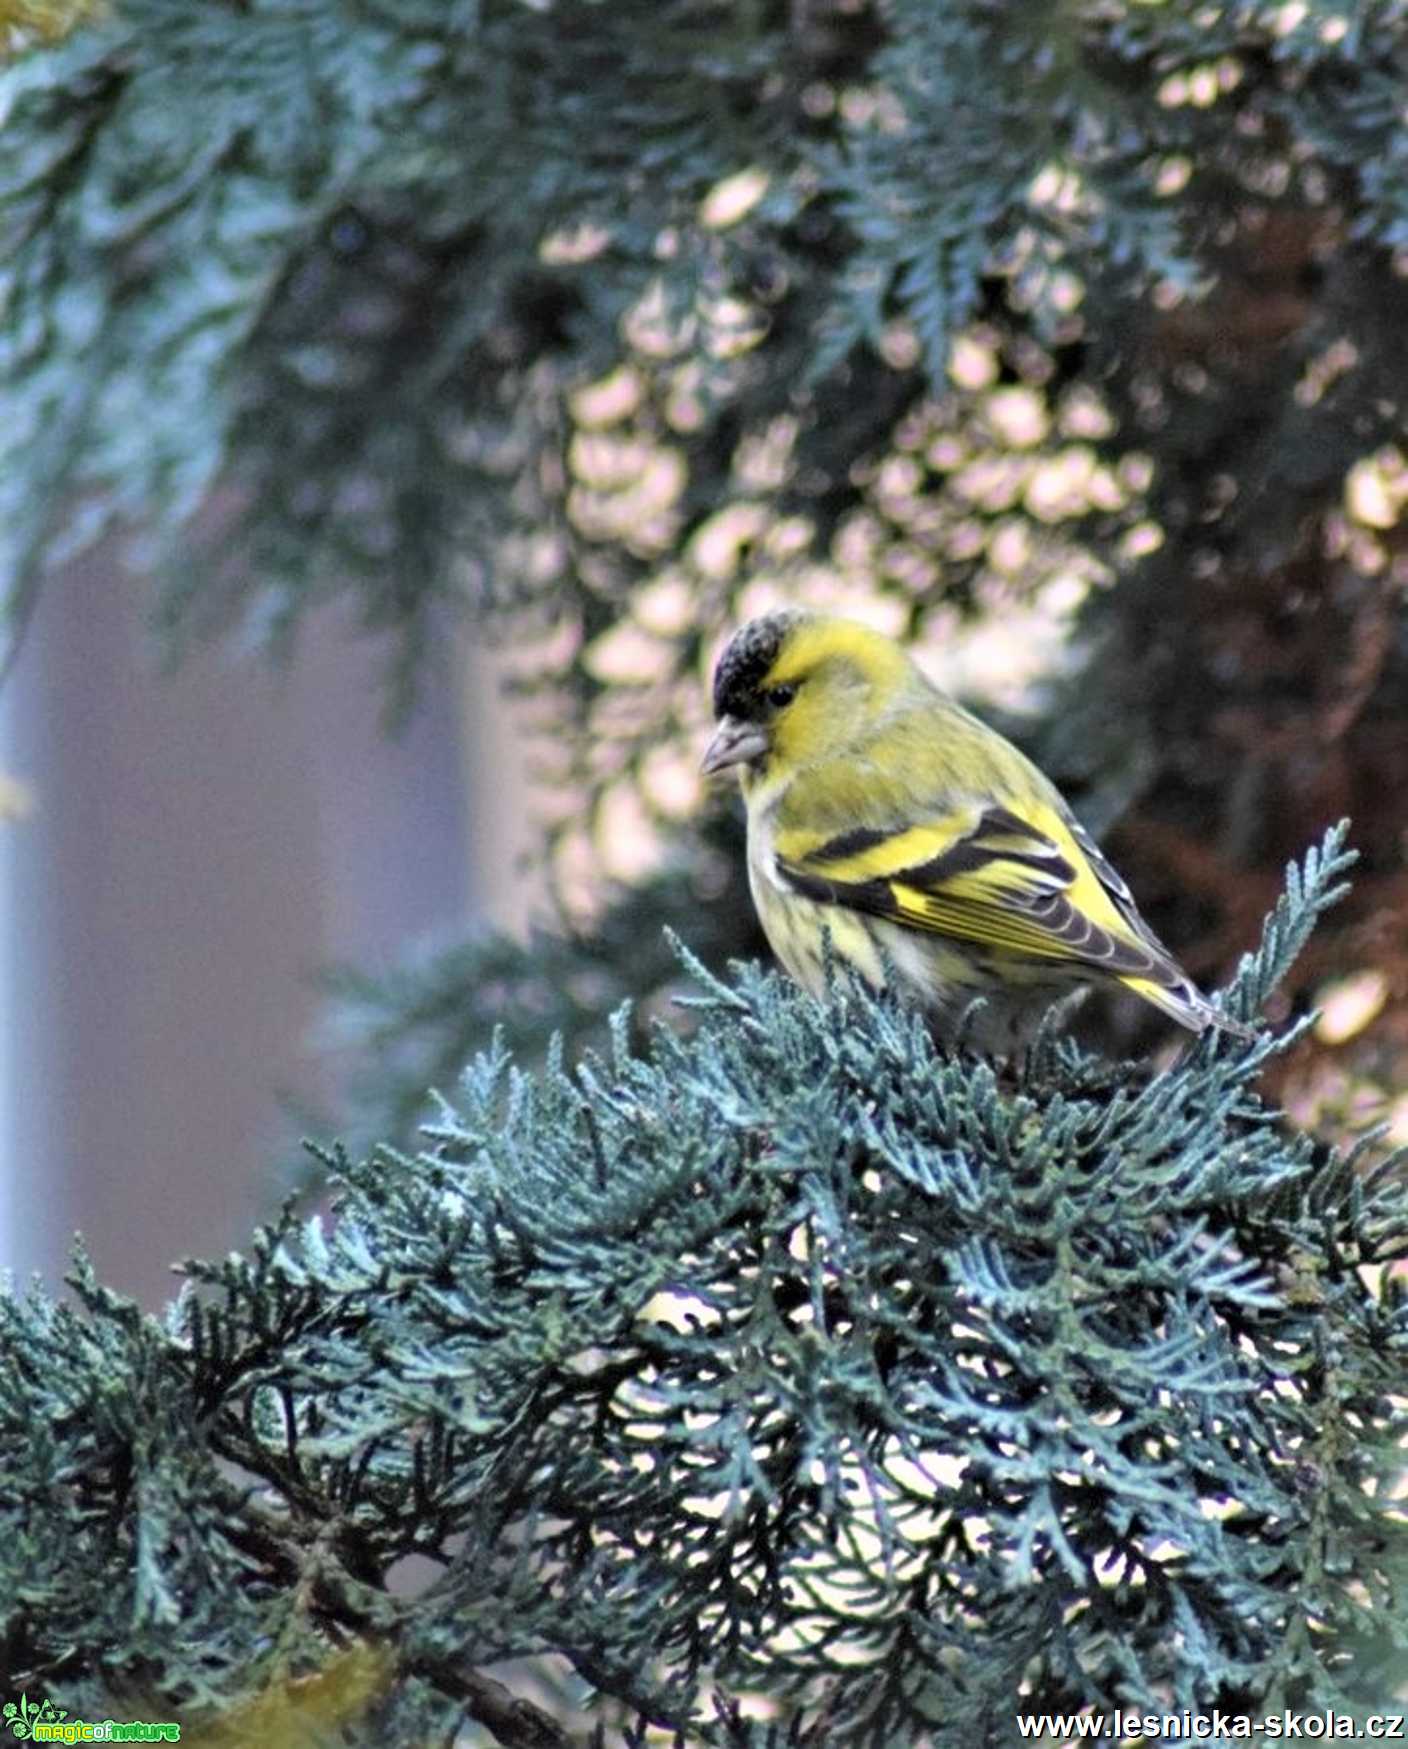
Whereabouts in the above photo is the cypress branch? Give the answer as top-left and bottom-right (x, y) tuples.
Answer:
(3, 826), (1405, 1745)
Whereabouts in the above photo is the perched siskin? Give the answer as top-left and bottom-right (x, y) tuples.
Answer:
(702, 609), (1245, 1053)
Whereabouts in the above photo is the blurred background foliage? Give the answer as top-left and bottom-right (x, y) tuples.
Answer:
(4, 0), (1408, 1167)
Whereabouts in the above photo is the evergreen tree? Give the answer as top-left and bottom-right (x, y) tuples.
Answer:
(3, 2), (1408, 1742)
(5, 829), (1408, 1746)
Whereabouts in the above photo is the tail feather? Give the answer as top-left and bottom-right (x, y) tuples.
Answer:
(1121, 971), (1255, 1040)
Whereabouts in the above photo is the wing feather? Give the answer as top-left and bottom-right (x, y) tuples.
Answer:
(775, 801), (1176, 984)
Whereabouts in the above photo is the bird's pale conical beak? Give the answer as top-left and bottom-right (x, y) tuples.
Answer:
(701, 715), (770, 775)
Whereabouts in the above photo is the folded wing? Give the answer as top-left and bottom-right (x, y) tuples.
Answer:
(774, 800), (1221, 1030)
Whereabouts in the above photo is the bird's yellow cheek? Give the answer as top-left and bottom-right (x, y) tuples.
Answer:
(767, 688), (838, 772)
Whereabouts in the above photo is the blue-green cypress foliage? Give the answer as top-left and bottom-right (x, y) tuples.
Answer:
(2, 826), (1405, 1745)
(5, 4), (1408, 1737)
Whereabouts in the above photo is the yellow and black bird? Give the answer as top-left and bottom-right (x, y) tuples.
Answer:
(702, 609), (1244, 1053)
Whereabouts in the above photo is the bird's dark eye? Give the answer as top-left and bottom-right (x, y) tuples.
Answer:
(766, 683), (797, 709)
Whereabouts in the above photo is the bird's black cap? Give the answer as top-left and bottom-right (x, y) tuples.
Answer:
(712, 611), (805, 721)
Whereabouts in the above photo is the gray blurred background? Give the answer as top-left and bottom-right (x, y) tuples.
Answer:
(0, 549), (532, 1307)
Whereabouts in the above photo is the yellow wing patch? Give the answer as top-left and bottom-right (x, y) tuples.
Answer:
(775, 807), (986, 885)
(776, 801), (1174, 983)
